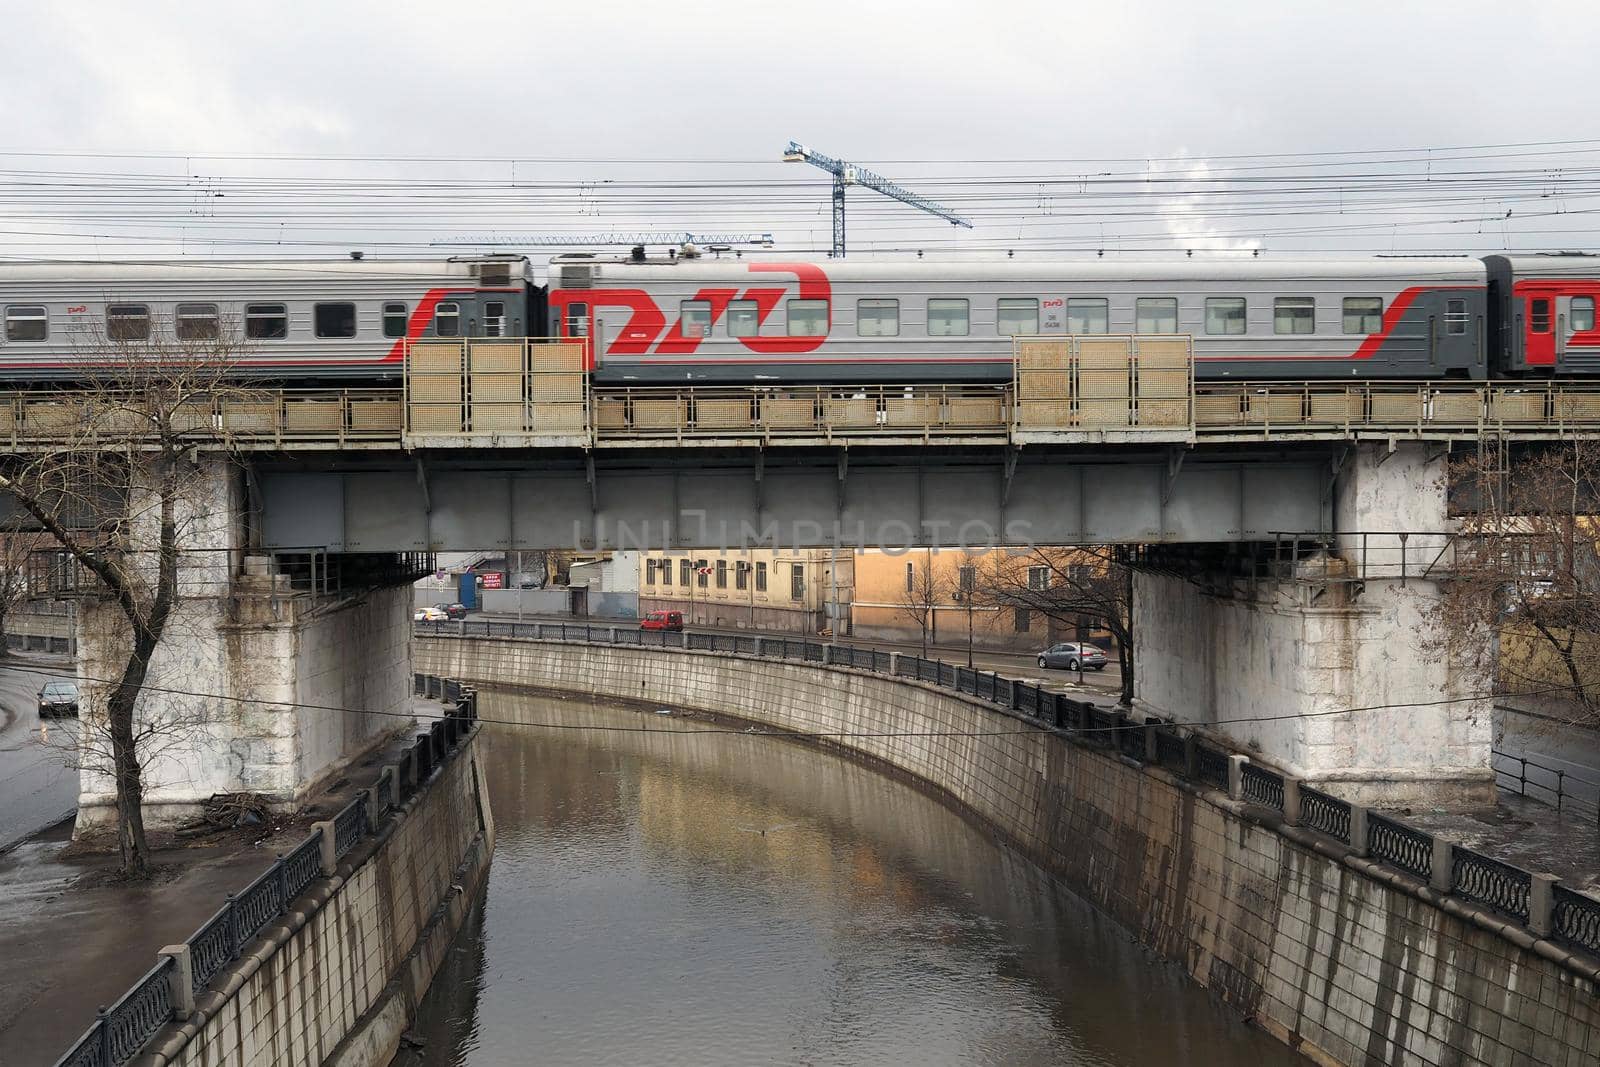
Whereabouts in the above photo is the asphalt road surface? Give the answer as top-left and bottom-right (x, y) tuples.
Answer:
(0, 661), (77, 852)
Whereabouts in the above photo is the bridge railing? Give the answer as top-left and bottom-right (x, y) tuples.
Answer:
(414, 618), (1600, 972)
(50, 682), (481, 1067)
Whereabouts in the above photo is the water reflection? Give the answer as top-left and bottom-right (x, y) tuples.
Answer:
(402, 692), (1303, 1067)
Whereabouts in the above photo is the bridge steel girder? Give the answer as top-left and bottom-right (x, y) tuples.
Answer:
(257, 447), (1332, 552)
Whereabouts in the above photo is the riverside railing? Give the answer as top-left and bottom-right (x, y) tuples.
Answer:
(51, 683), (480, 1067)
(414, 617), (1600, 969)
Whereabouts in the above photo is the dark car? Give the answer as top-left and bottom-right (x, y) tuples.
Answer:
(38, 680), (79, 718)
(434, 602), (469, 620)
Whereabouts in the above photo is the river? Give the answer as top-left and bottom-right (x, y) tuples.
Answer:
(401, 690), (1304, 1066)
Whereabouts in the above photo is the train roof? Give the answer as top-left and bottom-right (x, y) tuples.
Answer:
(1481, 253), (1600, 278)
(0, 255), (530, 284)
(551, 254), (1488, 284)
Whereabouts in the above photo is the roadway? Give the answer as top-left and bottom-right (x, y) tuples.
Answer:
(0, 658), (77, 853)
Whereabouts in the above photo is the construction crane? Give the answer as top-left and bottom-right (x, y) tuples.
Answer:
(431, 231), (775, 249)
(782, 141), (972, 258)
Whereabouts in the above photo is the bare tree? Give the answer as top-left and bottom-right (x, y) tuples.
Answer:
(895, 550), (950, 657)
(0, 530), (43, 654)
(979, 546), (1135, 705)
(1431, 442), (1600, 726)
(0, 317), (260, 877)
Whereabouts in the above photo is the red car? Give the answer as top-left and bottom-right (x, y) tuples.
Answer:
(640, 611), (684, 632)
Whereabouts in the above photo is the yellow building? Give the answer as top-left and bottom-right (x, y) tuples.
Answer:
(637, 548), (852, 633)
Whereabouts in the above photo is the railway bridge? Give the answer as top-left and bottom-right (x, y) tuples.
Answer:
(13, 334), (1600, 823)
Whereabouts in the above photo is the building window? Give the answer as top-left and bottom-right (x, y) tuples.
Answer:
(315, 302), (357, 339)
(659, 560), (672, 586)
(1069, 564), (1092, 582)
(383, 302), (409, 338)
(175, 303), (219, 341)
(1067, 298), (1108, 335)
(958, 565), (975, 592)
(856, 298), (899, 337)
(1027, 566), (1049, 591)
(1574, 296), (1597, 333)
(1136, 298), (1178, 334)
(997, 297), (1039, 336)
(927, 298), (969, 337)
(1273, 297), (1315, 335)
(679, 559), (691, 586)
(435, 302), (461, 337)
(107, 303), (150, 342)
(786, 299), (829, 336)
(645, 560), (657, 586)
(246, 303), (287, 340)
(736, 561), (750, 590)
(1447, 298), (1469, 335)
(696, 559), (709, 588)
(1014, 607), (1030, 633)
(1530, 297), (1552, 334)
(790, 563), (804, 600)
(727, 299), (759, 337)
(4, 305), (47, 342)
(715, 559), (727, 588)
(680, 300), (712, 339)
(1342, 297), (1383, 334)
(756, 561), (767, 592)
(906, 561), (914, 592)
(1204, 297), (1246, 335)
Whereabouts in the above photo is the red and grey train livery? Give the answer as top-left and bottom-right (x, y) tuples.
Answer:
(0, 249), (1596, 384)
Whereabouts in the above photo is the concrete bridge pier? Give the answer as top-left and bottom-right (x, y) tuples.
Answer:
(71, 455), (418, 835)
(1134, 442), (1495, 810)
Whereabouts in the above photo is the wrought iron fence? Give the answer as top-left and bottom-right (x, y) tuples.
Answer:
(51, 677), (481, 1067)
(412, 621), (1600, 974)
(1368, 813), (1434, 882)
(1450, 847), (1532, 923)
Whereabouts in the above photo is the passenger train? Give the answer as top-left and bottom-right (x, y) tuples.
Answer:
(0, 249), (1596, 384)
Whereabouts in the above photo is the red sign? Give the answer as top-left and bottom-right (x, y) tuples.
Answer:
(480, 572), (504, 589)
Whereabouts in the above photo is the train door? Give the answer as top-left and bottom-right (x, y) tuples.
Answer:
(560, 300), (594, 366)
(1433, 295), (1479, 372)
(1524, 292), (1556, 367)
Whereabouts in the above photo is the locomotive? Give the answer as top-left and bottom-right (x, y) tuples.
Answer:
(0, 249), (1595, 384)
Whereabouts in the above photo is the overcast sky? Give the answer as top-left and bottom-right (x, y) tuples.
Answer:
(2, 1), (1597, 260)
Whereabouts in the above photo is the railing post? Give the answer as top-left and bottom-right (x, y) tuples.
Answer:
(313, 820), (337, 877)
(1430, 836), (1453, 893)
(1282, 776), (1302, 827)
(1227, 755), (1248, 802)
(366, 783), (383, 829)
(1349, 805), (1369, 857)
(97, 1007), (111, 1064)
(1143, 718), (1158, 763)
(888, 652), (901, 675)
(1182, 733), (1198, 779)
(160, 944), (195, 1019)
(386, 764), (402, 810)
(1529, 873), (1558, 938)
(608, 626), (618, 644)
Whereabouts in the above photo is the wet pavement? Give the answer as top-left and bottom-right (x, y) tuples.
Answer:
(399, 690), (1304, 1067)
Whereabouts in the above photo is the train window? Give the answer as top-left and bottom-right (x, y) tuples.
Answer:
(857, 298), (899, 337)
(1530, 298), (1552, 333)
(107, 304), (150, 342)
(927, 298), (969, 337)
(726, 299), (759, 337)
(680, 300), (712, 339)
(1136, 298), (1179, 334)
(786, 299), (829, 336)
(997, 298), (1039, 336)
(1205, 298), (1246, 335)
(1447, 298), (1470, 335)
(314, 302), (357, 339)
(483, 300), (506, 338)
(434, 302), (461, 338)
(1067, 298), (1108, 335)
(4, 305), (47, 342)
(1273, 297), (1315, 335)
(1342, 297), (1383, 334)
(1574, 297), (1596, 332)
(382, 302), (409, 338)
(245, 303), (287, 340)
(175, 303), (219, 341)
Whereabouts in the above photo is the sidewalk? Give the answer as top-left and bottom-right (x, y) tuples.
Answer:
(0, 701), (438, 1067)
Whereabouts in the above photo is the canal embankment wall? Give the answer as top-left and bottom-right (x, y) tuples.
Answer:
(417, 634), (1600, 1067)
(141, 717), (494, 1067)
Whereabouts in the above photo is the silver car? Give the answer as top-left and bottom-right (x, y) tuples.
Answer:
(1037, 642), (1108, 671)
